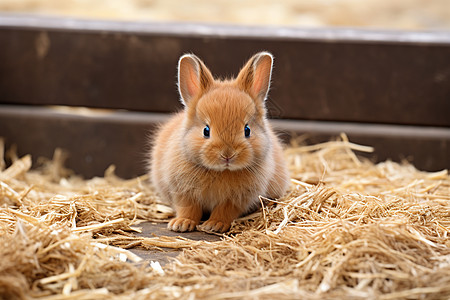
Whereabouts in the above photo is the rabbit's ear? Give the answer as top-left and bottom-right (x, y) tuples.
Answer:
(236, 52), (273, 102)
(178, 54), (214, 106)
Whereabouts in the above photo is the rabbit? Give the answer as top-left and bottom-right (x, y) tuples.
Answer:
(150, 51), (290, 233)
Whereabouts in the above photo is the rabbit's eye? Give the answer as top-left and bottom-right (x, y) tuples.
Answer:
(244, 124), (251, 138)
(203, 125), (210, 138)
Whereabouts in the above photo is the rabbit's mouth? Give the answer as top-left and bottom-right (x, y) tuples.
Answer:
(220, 153), (236, 167)
(206, 157), (244, 172)
(200, 148), (250, 171)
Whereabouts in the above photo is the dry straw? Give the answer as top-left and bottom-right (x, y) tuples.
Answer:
(0, 135), (449, 299)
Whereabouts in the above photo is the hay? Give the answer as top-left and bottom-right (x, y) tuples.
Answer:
(0, 135), (449, 299)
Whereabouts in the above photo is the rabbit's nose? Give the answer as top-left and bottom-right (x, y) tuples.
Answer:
(220, 152), (236, 163)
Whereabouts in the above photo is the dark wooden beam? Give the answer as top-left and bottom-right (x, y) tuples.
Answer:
(1, 105), (448, 178)
(1, 14), (449, 127)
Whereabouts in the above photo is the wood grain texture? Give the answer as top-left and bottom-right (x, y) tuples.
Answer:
(1, 15), (449, 126)
(1, 106), (448, 178)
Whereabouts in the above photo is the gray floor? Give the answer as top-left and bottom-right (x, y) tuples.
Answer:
(129, 222), (221, 265)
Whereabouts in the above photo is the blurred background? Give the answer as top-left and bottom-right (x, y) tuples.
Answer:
(1, 0), (449, 30)
(1, 0), (449, 176)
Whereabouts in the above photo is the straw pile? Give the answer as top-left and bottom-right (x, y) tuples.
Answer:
(1, 135), (449, 299)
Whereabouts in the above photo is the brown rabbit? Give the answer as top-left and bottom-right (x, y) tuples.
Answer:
(150, 52), (289, 233)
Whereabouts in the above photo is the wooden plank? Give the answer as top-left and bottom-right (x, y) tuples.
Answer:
(0, 105), (161, 178)
(1, 15), (449, 127)
(1, 105), (448, 179)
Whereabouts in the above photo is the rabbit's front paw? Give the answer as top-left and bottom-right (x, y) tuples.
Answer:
(168, 217), (198, 232)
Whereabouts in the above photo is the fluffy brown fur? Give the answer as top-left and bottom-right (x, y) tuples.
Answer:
(150, 52), (290, 233)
